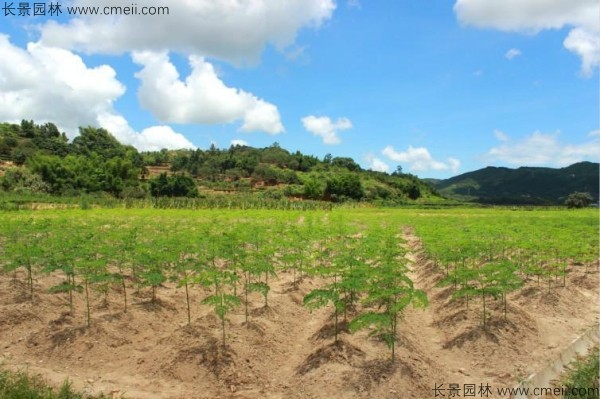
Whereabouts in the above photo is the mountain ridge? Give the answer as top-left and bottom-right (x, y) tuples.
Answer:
(430, 161), (599, 204)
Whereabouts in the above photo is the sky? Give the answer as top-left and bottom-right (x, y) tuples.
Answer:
(0, 0), (598, 178)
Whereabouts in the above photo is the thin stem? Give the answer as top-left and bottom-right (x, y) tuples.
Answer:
(185, 280), (191, 325)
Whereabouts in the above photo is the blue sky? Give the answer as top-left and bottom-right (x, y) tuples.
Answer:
(0, 0), (598, 178)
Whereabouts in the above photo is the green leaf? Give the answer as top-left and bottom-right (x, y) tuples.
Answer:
(349, 312), (389, 334)
(303, 288), (337, 310)
(248, 282), (270, 297)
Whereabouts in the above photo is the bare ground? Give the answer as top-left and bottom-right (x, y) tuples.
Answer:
(0, 230), (598, 399)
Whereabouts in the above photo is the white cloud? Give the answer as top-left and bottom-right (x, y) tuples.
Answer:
(485, 130), (600, 166)
(381, 145), (460, 173)
(39, 0), (336, 64)
(240, 100), (284, 134)
(447, 158), (461, 173)
(0, 35), (195, 151)
(505, 48), (521, 60)
(494, 129), (509, 142)
(0, 34), (124, 136)
(454, 0), (598, 32)
(365, 154), (389, 173)
(231, 139), (249, 147)
(564, 28), (600, 77)
(97, 114), (195, 151)
(301, 115), (352, 145)
(454, 0), (600, 75)
(132, 51), (284, 134)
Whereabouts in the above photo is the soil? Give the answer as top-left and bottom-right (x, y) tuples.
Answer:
(0, 229), (597, 399)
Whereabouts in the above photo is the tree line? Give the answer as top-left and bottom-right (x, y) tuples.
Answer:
(0, 120), (438, 202)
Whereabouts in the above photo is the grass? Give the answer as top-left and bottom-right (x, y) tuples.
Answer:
(561, 347), (599, 399)
(0, 368), (113, 399)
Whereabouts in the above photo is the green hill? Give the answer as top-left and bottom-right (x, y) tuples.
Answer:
(0, 120), (442, 204)
(431, 162), (599, 205)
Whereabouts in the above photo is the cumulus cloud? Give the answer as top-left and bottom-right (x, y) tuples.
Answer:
(454, 0), (599, 75)
(97, 114), (195, 151)
(0, 34), (124, 136)
(564, 28), (600, 77)
(240, 100), (284, 134)
(132, 51), (284, 134)
(0, 35), (194, 151)
(454, 0), (598, 32)
(39, 0), (336, 64)
(485, 130), (600, 166)
(231, 139), (249, 147)
(381, 145), (461, 173)
(505, 48), (521, 60)
(365, 154), (390, 173)
(301, 115), (352, 145)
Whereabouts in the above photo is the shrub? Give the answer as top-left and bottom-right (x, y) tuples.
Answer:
(149, 173), (199, 197)
(562, 347), (599, 399)
(565, 192), (594, 208)
(324, 173), (364, 201)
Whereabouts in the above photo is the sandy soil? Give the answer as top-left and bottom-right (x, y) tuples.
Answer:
(0, 229), (597, 399)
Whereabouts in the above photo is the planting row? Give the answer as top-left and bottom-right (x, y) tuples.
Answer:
(0, 211), (426, 362)
(1, 208), (597, 358)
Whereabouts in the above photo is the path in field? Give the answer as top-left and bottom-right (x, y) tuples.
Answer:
(401, 231), (471, 382)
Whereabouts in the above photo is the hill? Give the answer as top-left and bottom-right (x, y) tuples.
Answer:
(431, 162), (599, 204)
(0, 120), (442, 204)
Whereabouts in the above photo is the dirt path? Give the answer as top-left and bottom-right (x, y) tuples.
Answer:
(402, 239), (469, 382)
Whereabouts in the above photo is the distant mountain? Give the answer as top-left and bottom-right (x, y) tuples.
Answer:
(430, 162), (599, 205)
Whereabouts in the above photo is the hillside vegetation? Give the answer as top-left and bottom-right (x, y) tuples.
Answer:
(431, 162), (599, 205)
(0, 120), (441, 204)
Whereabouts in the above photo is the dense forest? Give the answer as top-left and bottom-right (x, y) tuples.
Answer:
(0, 120), (440, 203)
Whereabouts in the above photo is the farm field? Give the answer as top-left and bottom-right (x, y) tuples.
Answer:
(0, 208), (598, 399)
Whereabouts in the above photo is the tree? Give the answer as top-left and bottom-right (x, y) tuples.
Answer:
(303, 237), (345, 343)
(350, 231), (427, 362)
(408, 184), (421, 200)
(303, 174), (324, 199)
(71, 126), (126, 159)
(13, 149), (27, 166)
(195, 234), (240, 347)
(565, 192), (594, 208)
(4, 219), (47, 301)
(20, 120), (35, 138)
(0, 167), (49, 193)
(324, 173), (364, 201)
(331, 157), (361, 171)
(149, 173), (199, 197)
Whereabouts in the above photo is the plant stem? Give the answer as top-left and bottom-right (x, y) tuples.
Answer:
(122, 276), (127, 313)
(185, 280), (191, 325)
(85, 278), (90, 327)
